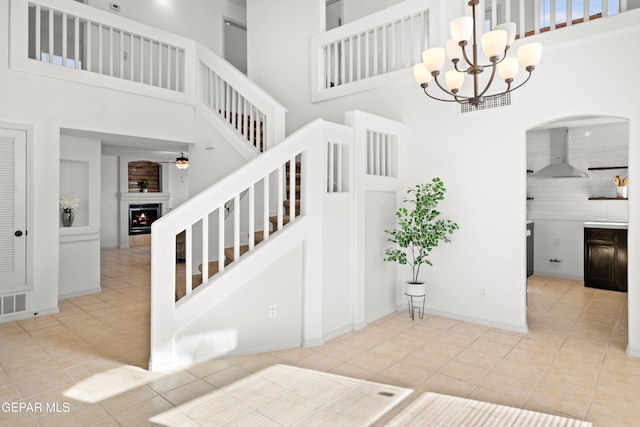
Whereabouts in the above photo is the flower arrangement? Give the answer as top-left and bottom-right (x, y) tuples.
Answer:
(59, 194), (80, 211)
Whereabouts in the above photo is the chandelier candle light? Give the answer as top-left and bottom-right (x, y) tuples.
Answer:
(414, 0), (542, 106)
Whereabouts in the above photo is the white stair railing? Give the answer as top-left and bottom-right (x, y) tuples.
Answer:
(482, 0), (623, 38)
(149, 119), (346, 371)
(311, 0), (437, 103)
(12, 0), (286, 156)
(26, 1), (186, 92)
(196, 45), (287, 155)
(11, 0), (196, 102)
(312, 0), (631, 103)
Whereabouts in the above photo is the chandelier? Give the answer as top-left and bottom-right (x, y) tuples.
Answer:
(413, 0), (542, 107)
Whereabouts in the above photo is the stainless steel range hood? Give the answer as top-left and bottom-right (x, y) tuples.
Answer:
(531, 127), (587, 178)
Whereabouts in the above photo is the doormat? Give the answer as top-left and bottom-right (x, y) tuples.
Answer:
(151, 364), (412, 426)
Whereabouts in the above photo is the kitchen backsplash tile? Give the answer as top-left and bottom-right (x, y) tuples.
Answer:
(527, 122), (629, 222)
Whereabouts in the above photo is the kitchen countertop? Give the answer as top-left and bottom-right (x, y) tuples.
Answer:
(584, 221), (628, 230)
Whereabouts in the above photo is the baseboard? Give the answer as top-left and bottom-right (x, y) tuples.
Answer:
(302, 337), (324, 347)
(323, 324), (354, 342)
(0, 306), (60, 324)
(627, 345), (640, 358)
(533, 271), (583, 281)
(58, 287), (101, 301)
(353, 321), (367, 331)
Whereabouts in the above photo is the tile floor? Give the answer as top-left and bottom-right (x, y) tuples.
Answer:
(0, 246), (638, 426)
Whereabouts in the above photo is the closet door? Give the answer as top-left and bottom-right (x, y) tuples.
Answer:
(0, 129), (27, 290)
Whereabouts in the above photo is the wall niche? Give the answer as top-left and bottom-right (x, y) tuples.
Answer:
(128, 161), (160, 192)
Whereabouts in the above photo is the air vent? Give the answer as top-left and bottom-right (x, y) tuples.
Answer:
(1, 292), (27, 316)
(460, 92), (511, 114)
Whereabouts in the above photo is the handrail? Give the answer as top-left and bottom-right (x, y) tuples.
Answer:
(196, 44), (287, 153)
(149, 119), (334, 370)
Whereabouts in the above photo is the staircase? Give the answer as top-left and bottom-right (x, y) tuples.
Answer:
(174, 161), (302, 301)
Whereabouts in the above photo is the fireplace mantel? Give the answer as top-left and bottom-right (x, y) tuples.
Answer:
(119, 192), (171, 204)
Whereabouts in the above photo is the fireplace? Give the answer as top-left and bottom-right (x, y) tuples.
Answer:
(128, 204), (161, 235)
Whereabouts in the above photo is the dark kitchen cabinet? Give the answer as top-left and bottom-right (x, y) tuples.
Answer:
(584, 228), (627, 292)
(526, 223), (534, 277)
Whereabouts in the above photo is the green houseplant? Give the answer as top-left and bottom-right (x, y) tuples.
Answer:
(384, 177), (459, 296)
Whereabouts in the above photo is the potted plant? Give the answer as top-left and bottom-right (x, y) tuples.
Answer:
(140, 179), (149, 193)
(384, 177), (459, 298)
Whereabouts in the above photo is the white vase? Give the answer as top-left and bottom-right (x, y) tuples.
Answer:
(616, 186), (627, 199)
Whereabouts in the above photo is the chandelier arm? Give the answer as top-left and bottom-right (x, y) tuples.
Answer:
(477, 60), (499, 98)
(432, 74), (474, 100)
(422, 86), (460, 103)
(459, 42), (475, 68)
(454, 61), (467, 73)
(504, 70), (533, 92)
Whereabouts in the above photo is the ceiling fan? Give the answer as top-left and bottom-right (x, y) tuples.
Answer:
(157, 152), (189, 169)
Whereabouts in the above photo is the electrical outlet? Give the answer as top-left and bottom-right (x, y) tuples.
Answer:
(554, 237), (560, 245)
(110, 2), (121, 12)
(480, 287), (487, 299)
(268, 304), (277, 318)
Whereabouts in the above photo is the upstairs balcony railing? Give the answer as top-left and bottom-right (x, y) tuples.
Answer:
(10, 0), (286, 153)
(312, 0), (633, 103)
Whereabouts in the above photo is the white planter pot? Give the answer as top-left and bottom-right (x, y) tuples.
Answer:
(404, 281), (426, 320)
(405, 281), (426, 296)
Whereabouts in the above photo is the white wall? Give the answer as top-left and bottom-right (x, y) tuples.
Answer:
(174, 243), (303, 362)
(247, 1), (640, 352)
(527, 122), (629, 222)
(342, 0), (405, 24)
(364, 191), (397, 323)
(59, 134), (101, 299)
(0, 0), (195, 317)
(100, 155), (119, 248)
(84, 0), (246, 56)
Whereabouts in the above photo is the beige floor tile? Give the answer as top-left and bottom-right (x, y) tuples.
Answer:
(185, 358), (234, 378)
(13, 370), (75, 398)
(479, 369), (539, 401)
(468, 338), (513, 358)
(161, 379), (217, 406)
(439, 360), (490, 385)
(36, 402), (110, 427)
(146, 369), (199, 394)
(453, 348), (503, 371)
(468, 386), (526, 408)
(379, 361), (433, 388)
(110, 395), (175, 427)
(202, 365), (253, 388)
(329, 362), (378, 380)
(99, 385), (158, 413)
(2, 246), (638, 426)
(316, 341), (367, 361)
(423, 373), (474, 398)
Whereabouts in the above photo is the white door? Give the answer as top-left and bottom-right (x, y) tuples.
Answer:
(0, 129), (27, 290)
